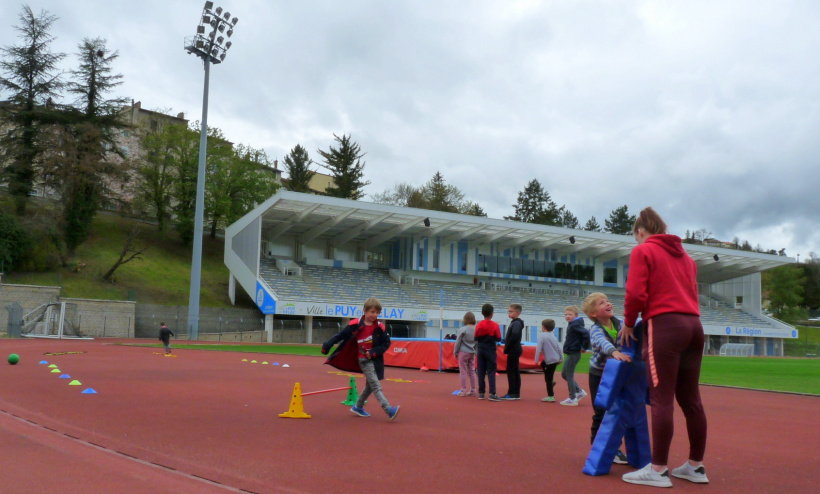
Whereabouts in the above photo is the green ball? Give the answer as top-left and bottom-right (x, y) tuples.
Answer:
(8, 354), (19, 365)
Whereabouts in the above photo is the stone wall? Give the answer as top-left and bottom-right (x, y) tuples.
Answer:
(0, 284), (61, 334)
(61, 298), (136, 338)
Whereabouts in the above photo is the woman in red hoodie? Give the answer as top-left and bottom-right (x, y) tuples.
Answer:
(620, 208), (709, 488)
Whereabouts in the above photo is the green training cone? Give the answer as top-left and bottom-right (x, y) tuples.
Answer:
(342, 376), (359, 406)
(68, 380), (82, 386)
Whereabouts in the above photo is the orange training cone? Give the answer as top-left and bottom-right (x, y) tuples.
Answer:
(278, 382), (311, 419)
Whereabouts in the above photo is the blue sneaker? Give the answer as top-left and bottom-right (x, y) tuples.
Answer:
(350, 406), (370, 417)
(387, 405), (400, 421)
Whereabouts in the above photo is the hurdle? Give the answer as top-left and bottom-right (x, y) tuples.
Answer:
(279, 376), (359, 419)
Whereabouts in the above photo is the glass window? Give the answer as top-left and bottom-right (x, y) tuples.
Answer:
(534, 260), (546, 277)
(523, 259), (534, 276)
(604, 267), (617, 284)
(486, 255), (497, 273)
(418, 247), (424, 268)
(497, 256), (510, 274)
(460, 252), (467, 271)
(433, 249), (439, 269)
(511, 257), (522, 275)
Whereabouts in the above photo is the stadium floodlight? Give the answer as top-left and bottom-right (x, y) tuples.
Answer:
(232, 17), (238, 26)
(183, 1), (238, 340)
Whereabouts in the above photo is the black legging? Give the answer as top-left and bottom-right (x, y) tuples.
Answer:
(540, 361), (558, 396)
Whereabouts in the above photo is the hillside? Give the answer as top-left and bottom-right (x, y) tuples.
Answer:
(2, 203), (255, 309)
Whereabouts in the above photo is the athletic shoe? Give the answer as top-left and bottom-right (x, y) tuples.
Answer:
(559, 397), (578, 406)
(622, 464), (673, 488)
(350, 406), (370, 417)
(478, 393), (485, 400)
(613, 450), (629, 464)
(577, 389), (588, 401)
(502, 394), (517, 400)
(541, 396), (556, 402)
(467, 390), (476, 397)
(488, 394), (502, 401)
(456, 391), (468, 397)
(671, 462), (709, 484)
(387, 406), (400, 421)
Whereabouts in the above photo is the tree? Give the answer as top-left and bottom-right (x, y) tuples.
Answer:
(584, 216), (602, 232)
(317, 133), (370, 199)
(134, 121), (187, 232)
(462, 202), (487, 217)
(0, 210), (32, 272)
(504, 179), (561, 226)
(604, 205), (636, 235)
(801, 261), (820, 310)
(0, 6), (65, 214)
(206, 143), (279, 238)
(45, 37), (128, 252)
(283, 144), (315, 193)
(560, 207), (579, 229)
(409, 172), (464, 213)
(762, 265), (805, 320)
(102, 225), (148, 281)
(170, 122), (211, 246)
(372, 182), (417, 206)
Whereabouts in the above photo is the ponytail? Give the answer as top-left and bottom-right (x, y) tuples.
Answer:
(633, 207), (667, 235)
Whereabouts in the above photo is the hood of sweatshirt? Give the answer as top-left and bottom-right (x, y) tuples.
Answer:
(645, 234), (686, 258)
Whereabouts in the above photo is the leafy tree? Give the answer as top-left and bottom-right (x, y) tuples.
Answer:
(206, 143), (279, 238)
(283, 144), (315, 193)
(604, 205), (636, 235)
(560, 207), (579, 229)
(0, 210), (32, 272)
(317, 133), (370, 199)
(170, 122), (212, 246)
(463, 202), (487, 217)
(134, 121), (187, 232)
(409, 172), (463, 213)
(0, 6), (65, 214)
(801, 260), (820, 310)
(584, 216), (602, 232)
(763, 265), (805, 321)
(504, 179), (561, 226)
(372, 182), (417, 206)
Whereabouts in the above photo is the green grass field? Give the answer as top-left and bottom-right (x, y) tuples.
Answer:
(129, 343), (820, 395)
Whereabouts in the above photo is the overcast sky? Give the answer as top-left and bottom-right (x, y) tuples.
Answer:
(3, 1), (819, 260)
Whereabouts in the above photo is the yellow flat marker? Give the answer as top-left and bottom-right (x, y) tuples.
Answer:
(251, 360), (258, 363)
(68, 380), (82, 385)
(48, 364), (58, 368)
(262, 361), (269, 365)
(50, 369), (61, 373)
(241, 359), (248, 362)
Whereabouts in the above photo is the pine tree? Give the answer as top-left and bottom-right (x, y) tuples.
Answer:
(584, 216), (602, 232)
(504, 179), (561, 226)
(283, 144), (315, 193)
(462, 202), (487, 217)
(47, 38), (127, 252)
(560, 207), (580, 229)
(0, 6), (65, 214)
(317, 133), (370, 199)
(604, 205), (636, 235)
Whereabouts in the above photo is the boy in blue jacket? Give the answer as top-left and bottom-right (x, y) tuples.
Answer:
(560, 305), (590, 406)
(321, 297), (400, 421)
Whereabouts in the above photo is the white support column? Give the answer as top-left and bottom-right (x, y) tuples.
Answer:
(305, 315), (314, 344)
(228, 274), (236, 305)
(265, 314), (274, 343)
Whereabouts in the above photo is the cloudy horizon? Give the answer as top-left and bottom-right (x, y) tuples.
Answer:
(3, 1), (818, 260)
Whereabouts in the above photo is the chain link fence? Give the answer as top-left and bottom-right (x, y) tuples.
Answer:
(136, 304), (266, 342)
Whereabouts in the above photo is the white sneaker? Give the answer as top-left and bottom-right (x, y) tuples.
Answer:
(622, 463), (673, 488)
(559, 397), (578, 406)
(576, 389), (588, 400)
(671, 462), (709, 484)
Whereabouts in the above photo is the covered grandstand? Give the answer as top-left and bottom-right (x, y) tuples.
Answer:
(225, 191), (798, 356)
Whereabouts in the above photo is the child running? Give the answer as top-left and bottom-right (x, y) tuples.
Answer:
(321, 297), (400, 421)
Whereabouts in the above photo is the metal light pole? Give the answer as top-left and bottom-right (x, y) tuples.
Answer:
(184, 1), (238, 340)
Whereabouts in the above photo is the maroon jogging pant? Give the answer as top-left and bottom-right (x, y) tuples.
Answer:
(643, 313), (708, 465)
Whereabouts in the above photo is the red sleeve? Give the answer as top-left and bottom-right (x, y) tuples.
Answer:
(624, 245), (650, 327)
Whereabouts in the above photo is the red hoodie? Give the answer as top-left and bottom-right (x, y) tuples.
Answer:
(623, 234), (700, 327)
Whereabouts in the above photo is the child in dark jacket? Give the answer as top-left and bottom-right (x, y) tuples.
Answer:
(560, 305), (591, 406)
(158, 322), (174, 354)
(502, 303), (524, 400)
(321, 298), (400, 421)
(474, 303), (502, 401)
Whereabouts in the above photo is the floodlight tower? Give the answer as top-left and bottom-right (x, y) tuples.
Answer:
(183, 1), (238, 340)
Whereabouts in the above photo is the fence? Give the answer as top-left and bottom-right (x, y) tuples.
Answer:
(135, 304), (265, 341)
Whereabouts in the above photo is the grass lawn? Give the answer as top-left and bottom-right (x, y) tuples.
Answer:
(128, 343), (820, 395)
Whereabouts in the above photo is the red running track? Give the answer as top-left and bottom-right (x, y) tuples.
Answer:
(1, 338), (817, 493)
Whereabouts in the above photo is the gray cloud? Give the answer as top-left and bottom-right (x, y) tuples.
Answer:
(3, 0), (818, 257)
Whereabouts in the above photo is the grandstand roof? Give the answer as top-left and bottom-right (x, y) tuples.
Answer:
(252, 191), (793, 284)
